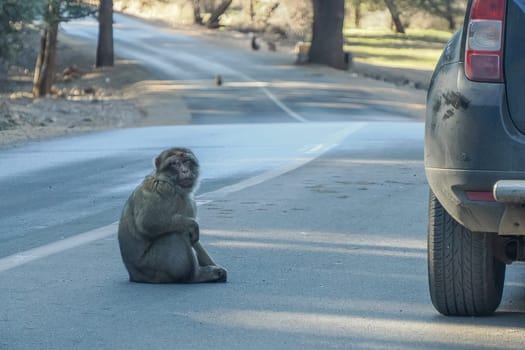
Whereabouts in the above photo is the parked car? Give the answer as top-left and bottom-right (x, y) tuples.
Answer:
(425, 0), (525, 316)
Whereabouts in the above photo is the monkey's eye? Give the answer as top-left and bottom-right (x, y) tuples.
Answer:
(182, 158), (198, 167)
(170, 159), (193, 169)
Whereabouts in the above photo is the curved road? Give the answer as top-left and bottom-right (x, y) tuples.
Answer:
(62, 14), (423, 123)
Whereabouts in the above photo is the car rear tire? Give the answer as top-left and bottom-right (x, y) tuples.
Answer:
(427, 191), (506, 316)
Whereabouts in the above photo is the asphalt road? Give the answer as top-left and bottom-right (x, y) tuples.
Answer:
(1, 14), (525, 350)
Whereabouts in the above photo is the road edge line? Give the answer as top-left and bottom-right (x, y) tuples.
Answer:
(197, 122), (367, 199)
(0, 222), (118, 272)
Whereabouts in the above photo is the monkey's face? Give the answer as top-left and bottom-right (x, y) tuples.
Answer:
(155, 148), (200, 192)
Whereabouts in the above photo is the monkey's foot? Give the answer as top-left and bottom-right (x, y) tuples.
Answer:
(215, 268), (227, 283)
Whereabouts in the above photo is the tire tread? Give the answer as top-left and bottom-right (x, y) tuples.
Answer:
(427, 191), (505, 316)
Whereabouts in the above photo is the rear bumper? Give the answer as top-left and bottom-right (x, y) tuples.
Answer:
(493, 180), (525, 235)
(426, 169), (525, 234)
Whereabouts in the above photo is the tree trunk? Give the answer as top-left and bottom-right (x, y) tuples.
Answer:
(263, 3), (279, 28)
(32, 22), (59, 97)
(309, 0), (347, 70)
(445, 15), (455, 30)
(384, 0), (405, 34)
(445, 2), (456, 30)
(96, 0), (114, 67)
(354, 0), (362, 28)
(206, 0), (232, 28)
(193, 0), (203, 25)
(249, 0), (255, 22)
(422, 0), (457, 31)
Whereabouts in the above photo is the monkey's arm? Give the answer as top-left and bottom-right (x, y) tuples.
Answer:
(132, 191), (198, 240)
(137, 210), (198, 241)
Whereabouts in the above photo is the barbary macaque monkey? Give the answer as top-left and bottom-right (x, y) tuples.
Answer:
(118, 147), (227, 283)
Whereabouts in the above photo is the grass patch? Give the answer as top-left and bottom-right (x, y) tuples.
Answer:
(344, 28), (455, 70)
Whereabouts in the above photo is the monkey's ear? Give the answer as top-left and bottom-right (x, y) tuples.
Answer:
(154, 156), (162, 170)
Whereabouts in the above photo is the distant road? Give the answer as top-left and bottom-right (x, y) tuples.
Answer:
(62, 13), (426, 123)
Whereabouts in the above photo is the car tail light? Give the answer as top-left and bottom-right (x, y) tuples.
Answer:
(465, 0), (506, 82)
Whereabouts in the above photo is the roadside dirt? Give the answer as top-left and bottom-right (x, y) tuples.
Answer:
(0, 31), (191, 147)
(0, 22), (430, 148)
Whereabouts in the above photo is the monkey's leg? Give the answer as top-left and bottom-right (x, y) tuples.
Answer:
(192, 242), (227, 283)
(193, 241), (216, 266)
(140, 233), (196, 283)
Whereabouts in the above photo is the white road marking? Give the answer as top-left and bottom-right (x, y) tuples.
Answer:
(0, 223), (118, 272)
(197, 123), (365, 199)
(305, 144), (324, 154)
(0, 123), (367, 272)
(258, 85), (308, 123)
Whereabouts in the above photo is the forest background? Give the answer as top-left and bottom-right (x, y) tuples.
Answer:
(0, 0), (467, 77)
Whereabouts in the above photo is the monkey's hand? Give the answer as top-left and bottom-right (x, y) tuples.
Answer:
(186, 218), (200, 245)
(166, 214), (199, 242)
